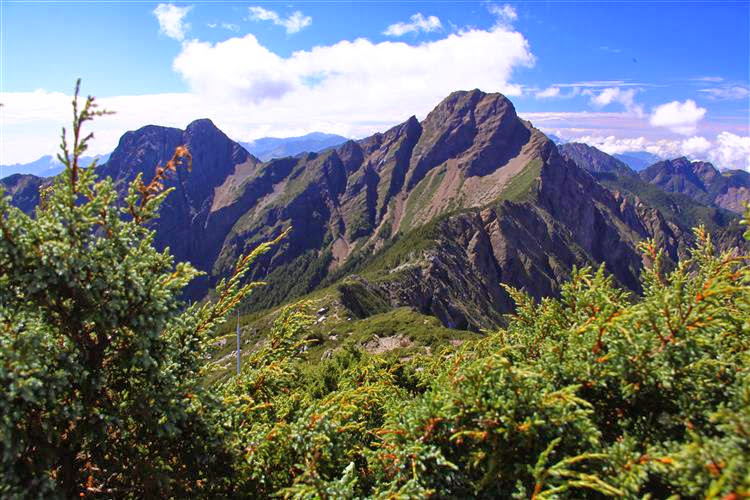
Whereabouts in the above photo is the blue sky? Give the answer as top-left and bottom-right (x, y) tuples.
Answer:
(1, 1), (749, 169)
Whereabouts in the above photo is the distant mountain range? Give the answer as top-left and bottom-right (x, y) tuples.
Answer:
(540, 139), (662, 172)
(559, 142), (750, 215)
(239, 132), (349, 161)
(0, 132), (346, 177)
(613, 151), (662, 171)
(3, 90), (748, 331)
(640, 157), (750, 214)
(0, 154), (110, 178)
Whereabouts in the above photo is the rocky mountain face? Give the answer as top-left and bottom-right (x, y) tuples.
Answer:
(0, 174), (46, 214)
(95, 119), (261, 297)
(197, 90), (743, 329)
(640, 157), (750, 214)
(558, 143), (746, 260)
(4, 90), (747, 330)
(559, 142), (636, 177)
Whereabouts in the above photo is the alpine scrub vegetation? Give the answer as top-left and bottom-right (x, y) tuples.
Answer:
(0, 82), (285, 497)
(1, 83), (749, 498)
(219, 222), (750, 498)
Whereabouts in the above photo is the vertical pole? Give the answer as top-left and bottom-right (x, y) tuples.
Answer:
(236, 309), (241, 375)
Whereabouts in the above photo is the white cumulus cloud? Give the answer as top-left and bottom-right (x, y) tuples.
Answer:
(1, 24), (534, 164)
(711, 132), (750, 171)
(248, 6), (311, 34)
(172, 27), (534, 106)
(153, 3), (192, 41)
(680, 136), (712, 156)
(649, 99), (706, 135)
(570, 135), (666, 156)
(384, 13), (442, 36)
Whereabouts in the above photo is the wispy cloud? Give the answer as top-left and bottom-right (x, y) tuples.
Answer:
(531, 81), (650, 102)
(699, 85), (749, 100)
(487, 3), (518, 27)
(207, 22), (239, 32)
(535, 86), (561, 99)
(532, 85), (581, 99)
(248, 6), (311, 34)
(599, 46), (622, 53)
(554, 80), (650, 88)
(384, 13), (442, 36)
(691, 76), (724, 82)
(153, 3), (192, 41)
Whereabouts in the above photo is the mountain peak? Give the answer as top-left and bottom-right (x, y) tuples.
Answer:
(430, 89), (513, 120)
(647, 157), (717, 178)
(185, 118), (225, 140)
(407, 89), (522, 181)
(186, 118), (218, 131)
(239, 131), (349, 161)
(442, 88), (486, 102)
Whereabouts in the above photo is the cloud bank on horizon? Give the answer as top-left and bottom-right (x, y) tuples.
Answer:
(1, 2), (748, 171)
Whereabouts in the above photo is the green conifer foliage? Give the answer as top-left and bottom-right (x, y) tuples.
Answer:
(0, 81), (283, 497)
(218, 212), (749, 498)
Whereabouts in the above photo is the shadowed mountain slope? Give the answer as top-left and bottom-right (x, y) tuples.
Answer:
(0, 174), (46, 214)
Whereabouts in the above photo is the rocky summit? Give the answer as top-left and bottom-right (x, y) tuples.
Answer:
(3, 90), (747, 330)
